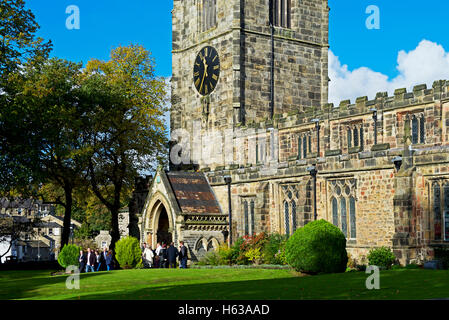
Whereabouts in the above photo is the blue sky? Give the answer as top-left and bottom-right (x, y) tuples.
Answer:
(28, 0), (449, 103)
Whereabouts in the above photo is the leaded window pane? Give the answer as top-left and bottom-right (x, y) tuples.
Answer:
(412, 115), (419, 144)
(298, 136), (302, 159)
(434, 183), (441, 240)
(292, 201), (297, 233)
(340, 198), (347, 238)
(250, 200), (255, 236)
(347, 129), (352, 148)
(284, 201), (290, 235)
(243, 200), (249, 236)
(360, 126), (364, 151)
(419, 116), (425, 144)
(350, 197), (356, 239)
(308, 135), (311, 154)
(303, 136), (307, 158)
(444, 184), (449, 241)
(353, 128), (359, 147)
(332, 198), (338, 227)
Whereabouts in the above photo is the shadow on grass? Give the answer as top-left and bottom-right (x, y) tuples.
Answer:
(0, 269), (109, 300)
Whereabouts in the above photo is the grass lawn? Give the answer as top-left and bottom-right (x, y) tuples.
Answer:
(0, 268), (449, 300)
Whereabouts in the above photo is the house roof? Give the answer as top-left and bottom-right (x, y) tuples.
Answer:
(166, 171), (221, 215)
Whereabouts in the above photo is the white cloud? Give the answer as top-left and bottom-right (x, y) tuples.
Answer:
(328, 39), (449, 105)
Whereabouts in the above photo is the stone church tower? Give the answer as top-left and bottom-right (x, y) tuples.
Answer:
(170, 0), (330, 169)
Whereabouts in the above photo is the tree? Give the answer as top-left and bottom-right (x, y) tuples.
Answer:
(0, 0), (52, 81)
(82, 45), (168, 249)
(1, 58), (88, 248)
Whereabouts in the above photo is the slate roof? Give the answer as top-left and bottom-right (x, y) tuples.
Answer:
(166, 171), (221, 215)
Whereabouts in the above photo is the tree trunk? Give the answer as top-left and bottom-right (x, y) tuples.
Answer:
(109, 206), (120, 251)
(60, 185), (73, 248)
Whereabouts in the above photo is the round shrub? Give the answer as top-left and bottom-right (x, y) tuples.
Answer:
(115, 236), (142, 269)
(58, 244), (81, 269)
(367, 246), (396, 269)
(285, 219), (348, 274)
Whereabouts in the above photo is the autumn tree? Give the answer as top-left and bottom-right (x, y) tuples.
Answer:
(1, 58), (88, 248)
(82, 45), (168, 249)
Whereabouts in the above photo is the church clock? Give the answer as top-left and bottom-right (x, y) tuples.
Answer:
(193, 46), (220, 96)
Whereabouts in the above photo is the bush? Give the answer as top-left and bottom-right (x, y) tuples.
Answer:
(262, 233), (288, 265)
(434, 247), (449, 269)
(285, 219), (348, 274)
(245, 247), (262, 264)
(367, 246), (396, 270)
(58, 244), (81, 269)
(217, 244), (233, 265)
(115, 236), (142, 269)
(196, 250), (222, 266)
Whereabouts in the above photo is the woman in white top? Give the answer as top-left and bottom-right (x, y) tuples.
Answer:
(143, 245), (155, 268)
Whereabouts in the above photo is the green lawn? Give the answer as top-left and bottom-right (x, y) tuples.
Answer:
(1, 268), (449, 300)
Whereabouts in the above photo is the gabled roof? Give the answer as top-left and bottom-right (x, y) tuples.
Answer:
(166, 171), (221, 215)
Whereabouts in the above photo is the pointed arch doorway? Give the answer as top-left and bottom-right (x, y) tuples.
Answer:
(145, 198), (175, 248)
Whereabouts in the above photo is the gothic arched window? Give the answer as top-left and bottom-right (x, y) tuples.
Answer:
(298, 136), (302, 159)
(329, 180), (356, 239)
(347, 128), (352, 148)
(303, 136), (307, 158)
(360, 126), (364, 151)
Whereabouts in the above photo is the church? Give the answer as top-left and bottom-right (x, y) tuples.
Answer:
(128, 0), (449, 265)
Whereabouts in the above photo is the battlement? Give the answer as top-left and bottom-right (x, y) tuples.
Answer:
(260, 79), (449, 129)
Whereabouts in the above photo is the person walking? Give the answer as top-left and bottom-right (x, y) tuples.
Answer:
(167, 242), (179, 269)
(78, 250), (86, 273)
(179, 241), (188, 269)
(106, 250), (114, 271)
(99, 247), (108, 271)
(95, 250), (101, 271)
(142, 243), (154, 268)
(154, 242), (162, 268)
(159, 243), (168, 268)
(85, 248), (96, 272)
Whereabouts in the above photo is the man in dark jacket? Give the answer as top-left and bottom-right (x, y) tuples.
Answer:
(159, 243), (168, 268)
(179, 241), (188, 269)
(78, 250), (87, 273)
(167, 242), (179, 268)
(85, 247), (96, 272)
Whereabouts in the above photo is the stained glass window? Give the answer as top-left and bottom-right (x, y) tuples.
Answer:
(350, 197), (356, 239)
(434, 183), (442, 240)
(284, 201), (290, 235)
(340, 198), (347, 238)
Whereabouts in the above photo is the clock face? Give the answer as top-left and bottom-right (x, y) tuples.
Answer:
(193, 46), (220, 96)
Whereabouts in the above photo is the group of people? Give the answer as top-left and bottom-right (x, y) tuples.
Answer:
(142, 241), (188, 269)
(78, 247), (114, 273)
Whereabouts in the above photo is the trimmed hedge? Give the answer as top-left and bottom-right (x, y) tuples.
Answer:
(115, 236), (142, 269)
(285, 219), (348, 274)
(57, 244), (81, 269)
